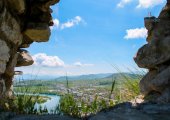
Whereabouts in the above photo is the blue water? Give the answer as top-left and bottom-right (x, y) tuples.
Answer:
(35, 94), (60, 113)
(15, 93), (60, 113)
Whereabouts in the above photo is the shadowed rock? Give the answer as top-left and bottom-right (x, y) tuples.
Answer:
(16, 49), (34, 67)
(0, 0), (60, 98)
(134, 0), (170, 103)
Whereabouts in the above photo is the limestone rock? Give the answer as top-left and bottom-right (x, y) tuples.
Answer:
(140, 66), (170, 99)
(134, 21), (170, 69)
(150, 66), (170, 91)
(0, 62), (6, 74)
(16, 50), (34, 67)
(90, 102), (170, 120)
(5, 53), (18, 77)
(0, 80), (5, 95)
(139, 70), (158, 95)
(1, 102), (170, 120)
(157, 88), (170, 103)
(0, 8), (23, 45)
(0, 40), (10, 74)
(0, 0), (4, 13)
(23, 23), (51, 42)
(0, 0), (59, 98)
(7, 0), (25, 14)
(0, 82), (3, 95)
(135, 0), (170, 103)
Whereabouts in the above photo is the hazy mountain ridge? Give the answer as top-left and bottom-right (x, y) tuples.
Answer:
(16, 72), (143, 81)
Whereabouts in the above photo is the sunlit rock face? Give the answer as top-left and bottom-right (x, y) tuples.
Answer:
(0, 0), (59, 98)
(134, 0), (170, 103)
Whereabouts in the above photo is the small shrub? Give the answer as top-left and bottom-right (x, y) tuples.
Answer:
(58, 94), (115, 118)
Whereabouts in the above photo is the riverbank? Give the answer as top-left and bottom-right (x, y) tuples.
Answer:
(14, 93), (60, 114)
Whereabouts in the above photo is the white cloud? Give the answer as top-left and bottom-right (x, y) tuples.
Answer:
(124, 27), (147, 39)
(61, 16), (83, 29)
(51, 16), (84, 30)
(50, 18), (60, 30)
(137, 0), (165, 8)
(73, 62), (94, 67)
(32, 53), (65, 67)
(117, 0), (132, 8)
(53, 19), (60, 28)
(117, 0), (165, 8)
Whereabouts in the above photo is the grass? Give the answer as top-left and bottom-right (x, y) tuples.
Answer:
(58, 94), (114, 118)
(1, 66), (144, 118)
(11, 85), (49, 114)
(57, 69), (142, 118)
(12, 72), (141, 117)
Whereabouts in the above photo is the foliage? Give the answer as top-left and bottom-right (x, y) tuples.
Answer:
(11, 68), (144, 117)
(58, 94), (114, 118)
(13, 86), (49, 114)
(110, 65), (143, 103)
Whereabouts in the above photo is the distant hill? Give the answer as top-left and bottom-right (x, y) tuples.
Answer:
(14, 74), (59, 81)
(54, 73), (143, 81)
(54, 73), (113, 81)
(15, 72), (143, 81)
(14, 72), (144, 87)
(105, 73), (142, 80)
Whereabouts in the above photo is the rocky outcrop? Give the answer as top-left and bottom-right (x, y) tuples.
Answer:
(134, 0), (170, 103)
(1, 102), (170, 120)
(90, 102), (170, 120)
(0, 0), (59, 98)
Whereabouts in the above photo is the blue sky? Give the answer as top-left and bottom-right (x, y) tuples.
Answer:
(16, 0), (166, 76)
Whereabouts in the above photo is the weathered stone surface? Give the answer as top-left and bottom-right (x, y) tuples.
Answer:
(139, 70), (158, 95)
(156, 88), (170, 103)
(90, 102), (170, 120)
(23, 26), (51, 42)
(16, 50), (34, 67)
(0, 80), (5, 95)
(0, 8), (23, 45)
(134, 21), (170, 69)
(0, 40), (10, 74)
(0, 0), (59, 98)
(0, 102), (169, 120)
(11, 115), (77, 120)
(134, 0), (170, 103)
(7, 0), (25, 14)
(0, 40), (10, 61)
(0, 113), (76, 120)
(3, 53), (18, 98)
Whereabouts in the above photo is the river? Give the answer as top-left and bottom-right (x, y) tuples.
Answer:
(15, 93), (60, 113)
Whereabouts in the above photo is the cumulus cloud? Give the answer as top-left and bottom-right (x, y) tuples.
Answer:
(117, 0), (165, 8)
(51, 16), (84, 30)
(137, 0), (165, 8)
(124, 27), (147, 39)
(50, 18), (60, 30)
(117, 0), (132, 8)
(32, 53), (65, 67)
(53, 19), (60, 28)
(61, 16), (83, 29)
(73, 62), (94, 67)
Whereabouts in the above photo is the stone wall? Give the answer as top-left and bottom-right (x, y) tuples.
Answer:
(0, 0), (59, 98)
(134, 0), (170, 103)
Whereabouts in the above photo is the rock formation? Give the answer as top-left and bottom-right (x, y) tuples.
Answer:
(0, 0), (59, 98)
(134, 0), (170, 103)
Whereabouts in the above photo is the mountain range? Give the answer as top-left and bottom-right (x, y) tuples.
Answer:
(14, 72), (143, 81)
